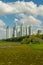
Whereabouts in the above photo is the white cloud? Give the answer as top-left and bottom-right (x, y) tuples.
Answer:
(0, 1), (43, 16)
(0, 20), (5, 27)
(0, 1), (43, 39)
(33, 26), (43, 34)
(0, 1), (14, 15)
(28, 16), (41, 26)
(18, 14), (42, 26)
(38, 5), (43, 16)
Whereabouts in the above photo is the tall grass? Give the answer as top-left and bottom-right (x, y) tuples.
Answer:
(0, 42), (43, 65)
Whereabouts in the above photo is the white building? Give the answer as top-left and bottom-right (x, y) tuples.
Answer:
(13, 23), (31, 37)
(6, 26), (11, 39)
(6, 19), (32, 38)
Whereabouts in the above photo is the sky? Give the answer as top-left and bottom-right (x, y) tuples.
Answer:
(0, 0), (43, 39)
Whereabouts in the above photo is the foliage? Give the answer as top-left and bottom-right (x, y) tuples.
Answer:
(21, 34), (43, 44)
(5, 36), (26, 42)
(1, 34), (43, 44)
(36, 33), (42, 39)
(31, 37), (43, 44)
(0, 43), (43, 65)
(21, 38), (31, 44)
(41, 34), (43, 39)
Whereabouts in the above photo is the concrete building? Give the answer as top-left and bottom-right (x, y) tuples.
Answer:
(29, 26), (31, 36)
(6, 26), (11, 39)
(13, 22), (31, 37)
(6, 19), (32, 39)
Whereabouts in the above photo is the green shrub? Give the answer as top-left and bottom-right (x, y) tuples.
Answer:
(31, 37), (43, 44)
(21, 38), (31, 44)
(29, 35), (43, 44)
(21, 36), (43, 44)
(21, 38), (30, 44)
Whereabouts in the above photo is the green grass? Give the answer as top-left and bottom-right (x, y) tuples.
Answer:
(0, 41), (43, 65)
(29, 43), (43, 50)
(0, 41), (43, 50)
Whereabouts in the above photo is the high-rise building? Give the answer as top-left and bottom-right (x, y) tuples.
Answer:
(13, 27), (15, 37)
(20, 22), (25, 36)
(6, 26), (10, 39)
(13, 20), (32, 37)
(29, 26), (31, 36)
(37, 30), (41, 34)
(17, 26), (21, 37)
(26, 25), (29, 36)
(14, 19), (18, 37)
(6, 25), (32, 38)
(6, 18), (32, 38)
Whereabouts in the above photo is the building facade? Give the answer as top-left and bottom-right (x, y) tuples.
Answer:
(6, 26), (11, 39)
(13, 22), (31, 37)
(6, 20), (31, 38)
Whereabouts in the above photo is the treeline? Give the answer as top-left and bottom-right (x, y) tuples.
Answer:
(1, 34), (43, 44)
(5, 36), (26, 42)
(21, 34), (43, 44)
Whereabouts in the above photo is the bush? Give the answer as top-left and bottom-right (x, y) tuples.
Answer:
(21, 36), (43, 44)
(31, 37), (43, 44)
(36, 34), (42, 39)
(21, 38), (31, 44)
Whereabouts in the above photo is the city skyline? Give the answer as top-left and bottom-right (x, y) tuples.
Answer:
(0, 0), (43, 39)
(6, 19), (32, 39)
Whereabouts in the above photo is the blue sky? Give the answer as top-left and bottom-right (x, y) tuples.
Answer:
(0, 0), (43, 39)
(2, 0), (43, 5)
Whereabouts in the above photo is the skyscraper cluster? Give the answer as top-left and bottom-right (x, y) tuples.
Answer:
(6, 19), (31, 39)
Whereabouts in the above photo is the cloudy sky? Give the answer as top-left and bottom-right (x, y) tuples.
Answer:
(0, 0), (43, 39)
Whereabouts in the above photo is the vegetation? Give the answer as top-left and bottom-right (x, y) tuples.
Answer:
(1, 33), (43, 44)
(0, 34), (43, 65)
(21, 34), (43, 44)
(0, 42), (43, 65)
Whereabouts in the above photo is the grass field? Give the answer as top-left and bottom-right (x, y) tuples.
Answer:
(0, 41), (43, 65)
